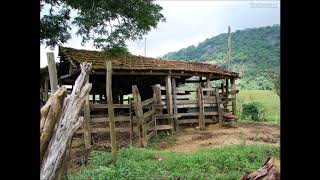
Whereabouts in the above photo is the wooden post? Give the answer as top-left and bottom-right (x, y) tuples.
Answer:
(197, 87), (205, 130)
(225, 79), (229, 111)
(44, 79), (49, 102)
(165, 75), (174, 133)
(206, 77), (211, 88)
(129, 99), (133, 146)
(171, 78), (178, 131)
(215, 88), (223, 127)
(206, 77), (211, 96)
(153, 84), (162, 115)
(100, 94), (102, 102)
(153, 108), (157, 136)
(47, 52), (58, 94)
(83, 75), (91, 150)
(93, 94), (95, 104)
(221, 82), (225, 94)
(106, 60), (117, 163)
(132, 85), (146, 147)
(231, 78), (237, 116)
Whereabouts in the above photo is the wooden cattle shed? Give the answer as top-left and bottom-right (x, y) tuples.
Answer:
(40, 46), (240, 149)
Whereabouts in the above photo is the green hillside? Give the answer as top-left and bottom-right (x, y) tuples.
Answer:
(162, 25), (280, 90)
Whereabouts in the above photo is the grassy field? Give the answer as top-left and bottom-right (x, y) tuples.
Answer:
(237, 90), (280, 124)
(69, 144), (279, 180)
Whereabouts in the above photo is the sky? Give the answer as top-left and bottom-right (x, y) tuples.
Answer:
(40, 0), (280, 67)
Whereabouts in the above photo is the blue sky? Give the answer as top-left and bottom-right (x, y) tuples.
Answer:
(40, 0), (280, 67)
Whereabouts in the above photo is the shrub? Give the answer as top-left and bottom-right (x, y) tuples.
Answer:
(241, 102), (265, 121)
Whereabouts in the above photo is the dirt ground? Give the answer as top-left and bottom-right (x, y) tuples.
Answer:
(156, 122), (280, 152)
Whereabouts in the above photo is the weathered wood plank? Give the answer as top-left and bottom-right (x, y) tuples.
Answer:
(161, 94), (192, 100)
(221, 82), (225, 96)
(77, 127), (138, 134)
(155, 114), (182, 119)
(132, 85), (146, 147)
(177, 119), (198, 124)
(129, 99), (133, 146)
(146, 119), (155, 129)
(165, 75), (174, 133)
(165, 76), (173, 115)
(201, 87), (215, 92)
(178, 112), (199, 116)
(106, 60), (117, 163)
(178, 112), (219, 117)
(83, 76), (91, 150)
(176, 100), (198, 104)
(143, 108), (155, 119)
(91, 116), (131, 123)
(178, 119), (218, 124)
(172, 78), (178, 131)
(176, 88), (197, 92)
(90, 103), (130, 109)
(225, 79), (229, 108)
(141, 97), (155, 107)
(231, 78), (237, 116)
(176, 89), (185, 94)
(198, 87), (205, 130)
(44, 79), (49, 102)
(206, 77), (211, 88)
(145, 130), (156, 141)
(152, 84), (162, 115)
(47, 52), (58, 94)
(215, 88), (223, 127)
(78, 125), (173, 134)
(178, 104), (217, 108)
(151, 125), (174, 131)
(152, 107), (157, 136)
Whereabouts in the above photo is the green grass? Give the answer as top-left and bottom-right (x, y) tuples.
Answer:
(237, 90), (280, 123)
(68, 144), (279, 180)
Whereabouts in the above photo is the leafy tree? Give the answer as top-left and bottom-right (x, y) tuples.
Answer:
(267, 68), (280, 97)
(40, 0), (165, 53)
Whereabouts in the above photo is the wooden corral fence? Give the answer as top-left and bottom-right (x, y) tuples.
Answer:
(74, 79), (238, 149)
(75, 84), (160, 149)
(42, 80), (238, 150)
(153, 82), (238, 131)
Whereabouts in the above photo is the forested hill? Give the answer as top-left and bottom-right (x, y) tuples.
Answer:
(162, 25), (280, 90)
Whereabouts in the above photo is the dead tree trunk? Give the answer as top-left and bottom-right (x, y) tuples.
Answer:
(40, 62), (92, 180)
(40, 88), (67, 164)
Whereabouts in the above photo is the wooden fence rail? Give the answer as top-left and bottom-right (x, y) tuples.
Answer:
(75, 82), (237, 149)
